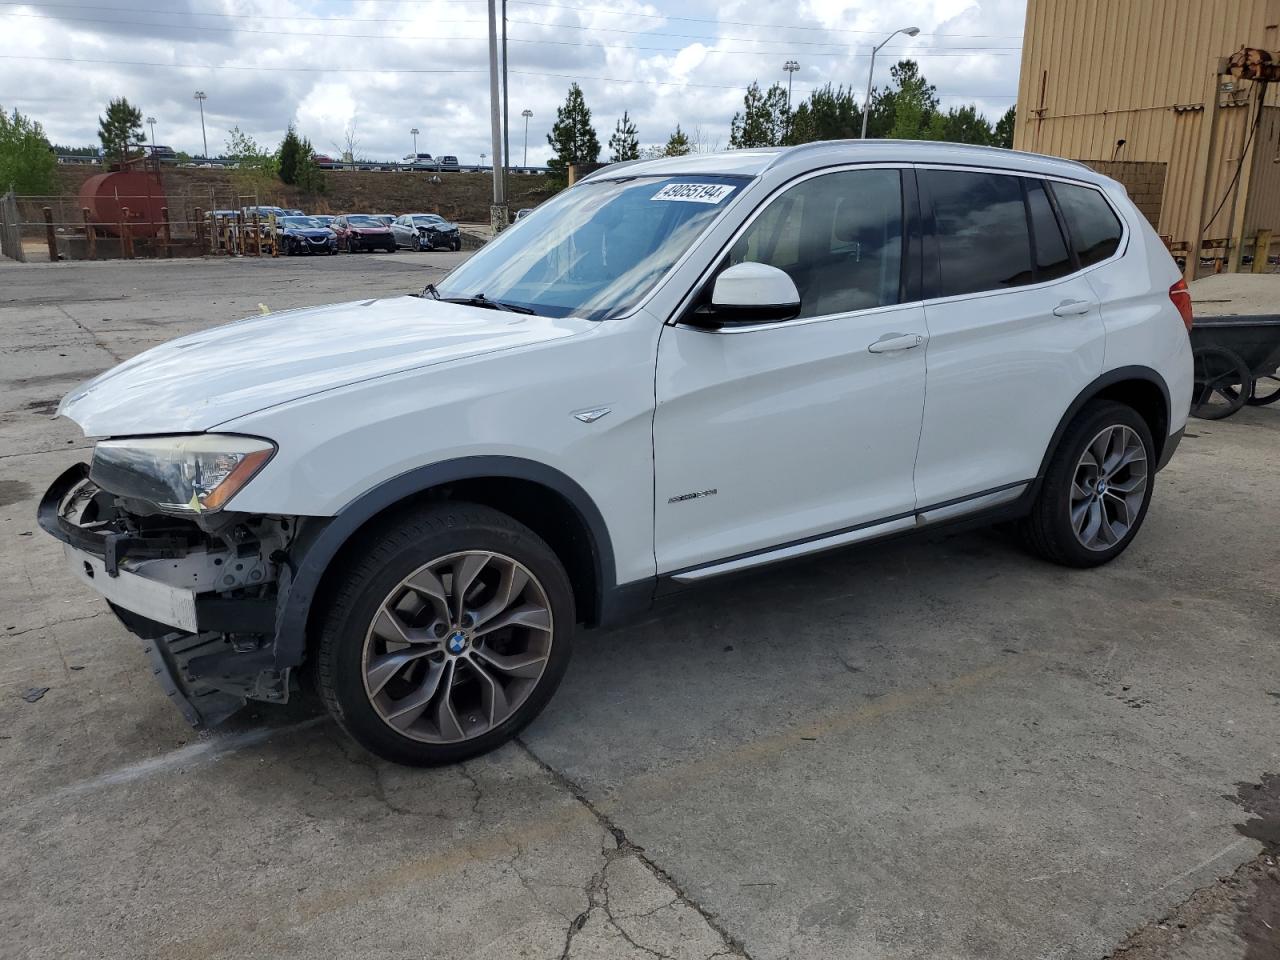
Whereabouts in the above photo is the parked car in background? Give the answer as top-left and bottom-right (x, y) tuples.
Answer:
(276, 215), (337, 255)
(372, 214), (396, 228)
(311, 215), (337, 228)
(438, 155), (460, 172)
(285, 208), (304, 216)
(313, 154), (336, 169)
(391, 213), (462, 251)
(404, 153), (438, 171)
(148, 145), (178, 164)
(514, 208), (534, 221)
(331, 214), (396, 253)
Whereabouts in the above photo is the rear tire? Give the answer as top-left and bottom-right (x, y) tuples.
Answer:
(316, 502), (575, 766)
(1019, 400), (1155, 568)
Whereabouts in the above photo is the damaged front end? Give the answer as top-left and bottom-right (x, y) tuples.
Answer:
(38, 461), (300, 727)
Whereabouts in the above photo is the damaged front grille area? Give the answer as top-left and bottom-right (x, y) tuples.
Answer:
(39, 462), (301, 727)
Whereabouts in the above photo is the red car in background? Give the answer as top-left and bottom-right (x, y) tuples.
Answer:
(332, 214), (396, 253)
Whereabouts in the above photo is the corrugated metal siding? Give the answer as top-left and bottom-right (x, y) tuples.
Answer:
(1014, 0), (1280, 246)
(1245, 106), (1280, 239)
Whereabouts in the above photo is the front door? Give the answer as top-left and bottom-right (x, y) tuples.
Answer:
(653, 167), (928, 574)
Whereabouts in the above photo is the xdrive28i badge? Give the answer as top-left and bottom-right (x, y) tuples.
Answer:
(668, 488), (718, 504)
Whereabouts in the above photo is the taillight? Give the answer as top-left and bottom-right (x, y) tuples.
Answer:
(1169, 279), (1194, 332)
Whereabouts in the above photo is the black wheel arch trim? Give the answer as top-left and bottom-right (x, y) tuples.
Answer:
(274, 455), (637, 671)
(1033, 365), (1172, 490)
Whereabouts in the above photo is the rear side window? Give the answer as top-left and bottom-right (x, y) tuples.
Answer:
(922, 170), (1033, 298)
(1052, 182), (1123, 266)
(1025, 179), (1073, 282)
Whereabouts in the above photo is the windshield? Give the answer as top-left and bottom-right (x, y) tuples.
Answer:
(414, 215), (445, 225)
(348, 215), (383, 228)
(434, 175), (745, 320)
(282, 216), (322, 229)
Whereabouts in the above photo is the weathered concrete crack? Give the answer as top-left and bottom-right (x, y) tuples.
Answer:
(516, 737), (754, 960)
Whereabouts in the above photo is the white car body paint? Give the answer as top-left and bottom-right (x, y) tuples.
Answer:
(56, 140), (1193, 598)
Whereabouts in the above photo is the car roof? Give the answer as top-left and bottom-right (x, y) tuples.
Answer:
(583, 140), (1101, 186)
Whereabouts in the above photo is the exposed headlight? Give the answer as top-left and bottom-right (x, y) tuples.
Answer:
(90, 435), (275, 514)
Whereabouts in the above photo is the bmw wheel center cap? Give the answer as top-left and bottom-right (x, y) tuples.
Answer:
(447, 631), (469, 655)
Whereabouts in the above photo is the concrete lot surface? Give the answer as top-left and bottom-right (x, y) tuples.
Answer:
(1, 257), (1277, 960)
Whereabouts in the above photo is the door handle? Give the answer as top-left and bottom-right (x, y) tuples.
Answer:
(1052, 299), (1093, 317)
(867, 333), (924, 354)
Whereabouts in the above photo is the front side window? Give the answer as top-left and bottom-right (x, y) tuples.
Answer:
(726, 168), (903, 318)
(923, 170), (1033, 298)
(435, 175), (745, 320)
(1052, 182), (1123, 267)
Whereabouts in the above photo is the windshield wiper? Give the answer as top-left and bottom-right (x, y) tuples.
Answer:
(438, 293), (535, 315)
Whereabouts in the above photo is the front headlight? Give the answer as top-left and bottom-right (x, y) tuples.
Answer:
(90, 435), (275, 514)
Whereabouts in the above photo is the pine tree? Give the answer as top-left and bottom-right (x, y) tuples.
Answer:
(994, 105), (1017, 149)
(294, 136), (326, 194)
(608, 111), (639, 162)
(728, 82), (790, 148)
(783, 84), (861, 145)
(278, 123), (303, 185)
(925, 105), (995, 145)
(663, 125), (691, 156)
(97, 97), (144, 165)
(547, 83), (600, 179)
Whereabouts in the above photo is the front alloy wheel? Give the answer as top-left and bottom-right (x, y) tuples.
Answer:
(361, 551), (552, 743)
(316, 502), (574, 765)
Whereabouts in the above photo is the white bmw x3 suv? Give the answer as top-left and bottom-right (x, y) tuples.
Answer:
(40, 141), (1194, 765)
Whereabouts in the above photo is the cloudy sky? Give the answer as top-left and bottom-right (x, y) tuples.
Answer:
(2, 0), (1025, 165)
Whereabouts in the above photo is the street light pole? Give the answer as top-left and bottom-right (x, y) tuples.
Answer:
(193, 91), (208, 158)
(145, 116), (156, 151)
(521, 109), (532, 167)
(860, 26), (919, 139)
(783, 60), (799, 112)
(410, 127), (419, 156)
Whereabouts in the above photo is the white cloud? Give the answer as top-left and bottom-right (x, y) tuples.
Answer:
(1, 0), (1023, 165)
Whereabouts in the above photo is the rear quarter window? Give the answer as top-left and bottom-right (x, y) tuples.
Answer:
(1051, 182), (1124, 267)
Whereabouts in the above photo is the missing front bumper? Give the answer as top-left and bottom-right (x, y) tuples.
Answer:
(39, 463), (296, 727)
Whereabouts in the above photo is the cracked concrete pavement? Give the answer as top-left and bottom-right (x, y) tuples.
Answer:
(1, 256), (1278, 959)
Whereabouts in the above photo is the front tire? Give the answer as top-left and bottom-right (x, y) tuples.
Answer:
(1019, 400), (1154, 568)
(316, 502), (575, 766)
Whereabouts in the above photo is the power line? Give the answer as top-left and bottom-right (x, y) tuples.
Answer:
(0, 52), (1016, 98)
(1, 8), (1022, 53)
(507, 0), (1024, 38)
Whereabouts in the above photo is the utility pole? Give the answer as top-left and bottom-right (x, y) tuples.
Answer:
(193, 91), (208, 158)
(410, 127), (419, 156)
(501, 0), (511, 195)
(522, 109), (533, 167)
(486, 0), (507, 227)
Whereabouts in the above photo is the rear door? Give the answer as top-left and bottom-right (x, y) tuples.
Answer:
(912, 168), (1106, 509)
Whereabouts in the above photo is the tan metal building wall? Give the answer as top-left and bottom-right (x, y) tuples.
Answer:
(1014, 0), (1280, 254)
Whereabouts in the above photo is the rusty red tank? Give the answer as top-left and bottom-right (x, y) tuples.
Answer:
(78, 170), (166, 238)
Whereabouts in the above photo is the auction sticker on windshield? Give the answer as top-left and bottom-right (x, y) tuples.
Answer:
(652, 183), (735, 204)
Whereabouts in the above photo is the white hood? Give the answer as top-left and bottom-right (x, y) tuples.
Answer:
(59, 296), (589, 436)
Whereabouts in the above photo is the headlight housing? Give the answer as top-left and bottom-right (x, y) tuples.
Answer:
(90, 435), (276, 514)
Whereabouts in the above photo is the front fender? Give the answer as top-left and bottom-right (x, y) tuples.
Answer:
(272, 455), (619, 670)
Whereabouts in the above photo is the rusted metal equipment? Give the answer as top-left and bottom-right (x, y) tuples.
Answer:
(1190, 314), (1280, 419)
(77, 169), (167, 239)
(1227, 47), (1280, 83)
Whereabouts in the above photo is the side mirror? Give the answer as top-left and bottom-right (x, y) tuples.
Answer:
(702, 262), (801, 326)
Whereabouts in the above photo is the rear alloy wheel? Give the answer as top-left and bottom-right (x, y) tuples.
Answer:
(316, 502), (574, 765)
(1020, 400), (1154, 567)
